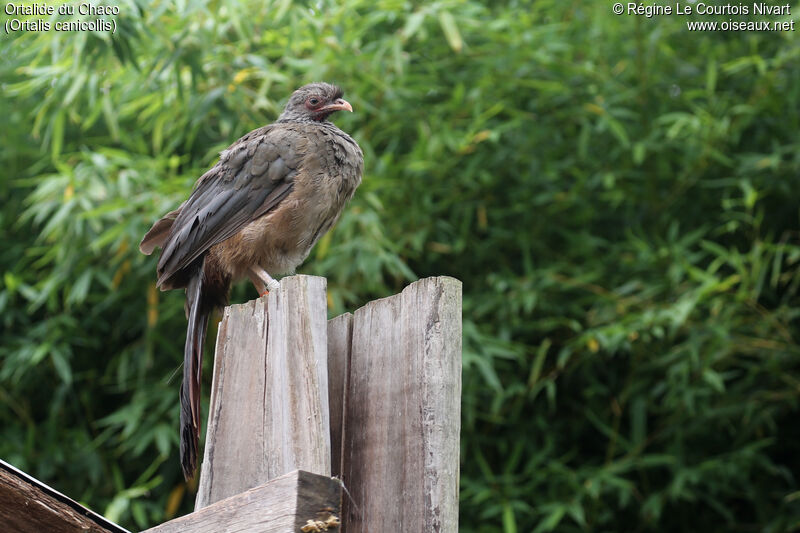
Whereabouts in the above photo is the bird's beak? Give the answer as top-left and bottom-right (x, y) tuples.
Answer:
(322, 98), (353, 113)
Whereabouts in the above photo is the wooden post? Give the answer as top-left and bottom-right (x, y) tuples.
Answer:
(326, 313), (353, 479)
(195, 275), (331, 509)
(145, 275), (461, 532)
(338, 276), (462, 532)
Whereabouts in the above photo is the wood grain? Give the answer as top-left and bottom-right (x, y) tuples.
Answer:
(0, 459), (128, 533)
(143, 470), (340, 533)
(195, 275), (331, 510)
(341, 276), (462, 532)
(326, 312), (353, 478)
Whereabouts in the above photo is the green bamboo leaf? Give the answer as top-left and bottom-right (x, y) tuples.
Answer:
(438, 11), (462, 53)
(528, 338), (550, 387)
(535, 506), (565, 533)
(51, 350), (72, 386)
(64, 70), (88, 106)
(702, 368), (725, 393)
(503, 503), (518, 533)
(603, 116), (630, 148)
(51, 111), (65, 162)
(102, 90), (120, 141)
(403, 10), (426, 40)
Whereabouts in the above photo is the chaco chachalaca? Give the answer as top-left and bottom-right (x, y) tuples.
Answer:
(139, 82), (363, 480)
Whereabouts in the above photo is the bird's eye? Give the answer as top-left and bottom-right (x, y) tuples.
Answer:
(309, 97), (320, 106)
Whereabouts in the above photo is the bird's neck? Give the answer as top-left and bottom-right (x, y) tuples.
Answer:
(277, 111), (331, 124)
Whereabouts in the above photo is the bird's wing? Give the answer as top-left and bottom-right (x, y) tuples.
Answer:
(140, 204), (184, 255)
(156, 125), (304, 287)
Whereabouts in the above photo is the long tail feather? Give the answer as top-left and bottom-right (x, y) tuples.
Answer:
(180, 266), (210, 480)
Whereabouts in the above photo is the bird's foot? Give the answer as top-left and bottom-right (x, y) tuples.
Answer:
(257, 279), (279, 298)
(249, 265), (279, 297)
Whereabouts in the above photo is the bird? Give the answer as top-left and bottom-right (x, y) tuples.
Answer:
(139, 82), (364, 480)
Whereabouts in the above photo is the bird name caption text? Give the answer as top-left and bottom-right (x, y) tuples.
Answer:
(4, 2), (118, 34)
(611, 2), (795, 31)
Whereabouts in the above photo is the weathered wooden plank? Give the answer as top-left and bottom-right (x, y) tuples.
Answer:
(143, 470), (340, 533)
(195, 275), (331, 510)
(341, 276), (462, 532)
(327, 312), (353, 478)
(0, 459), (129, 533)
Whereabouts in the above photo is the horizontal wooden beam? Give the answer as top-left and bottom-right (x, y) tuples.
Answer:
(0, 459), (128, 533)
(143, 470), (340, 533)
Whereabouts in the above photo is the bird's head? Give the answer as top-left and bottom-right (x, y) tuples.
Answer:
(278, 82), (353, 123)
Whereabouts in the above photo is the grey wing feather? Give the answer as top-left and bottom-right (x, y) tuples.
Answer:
(156, 126), (301, 287)
(140, 204), (183, 255)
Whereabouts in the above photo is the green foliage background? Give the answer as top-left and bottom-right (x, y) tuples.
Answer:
(2, 1), (799, 530)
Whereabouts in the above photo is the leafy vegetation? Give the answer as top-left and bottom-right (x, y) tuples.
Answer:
(2, 1), (799, 530)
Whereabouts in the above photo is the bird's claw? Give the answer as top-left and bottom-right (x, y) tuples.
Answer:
(259, 280), (279, 298)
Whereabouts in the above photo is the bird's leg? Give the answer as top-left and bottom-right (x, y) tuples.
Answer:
(247, 270), (267, 296)
(248, 265), (280, 296)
